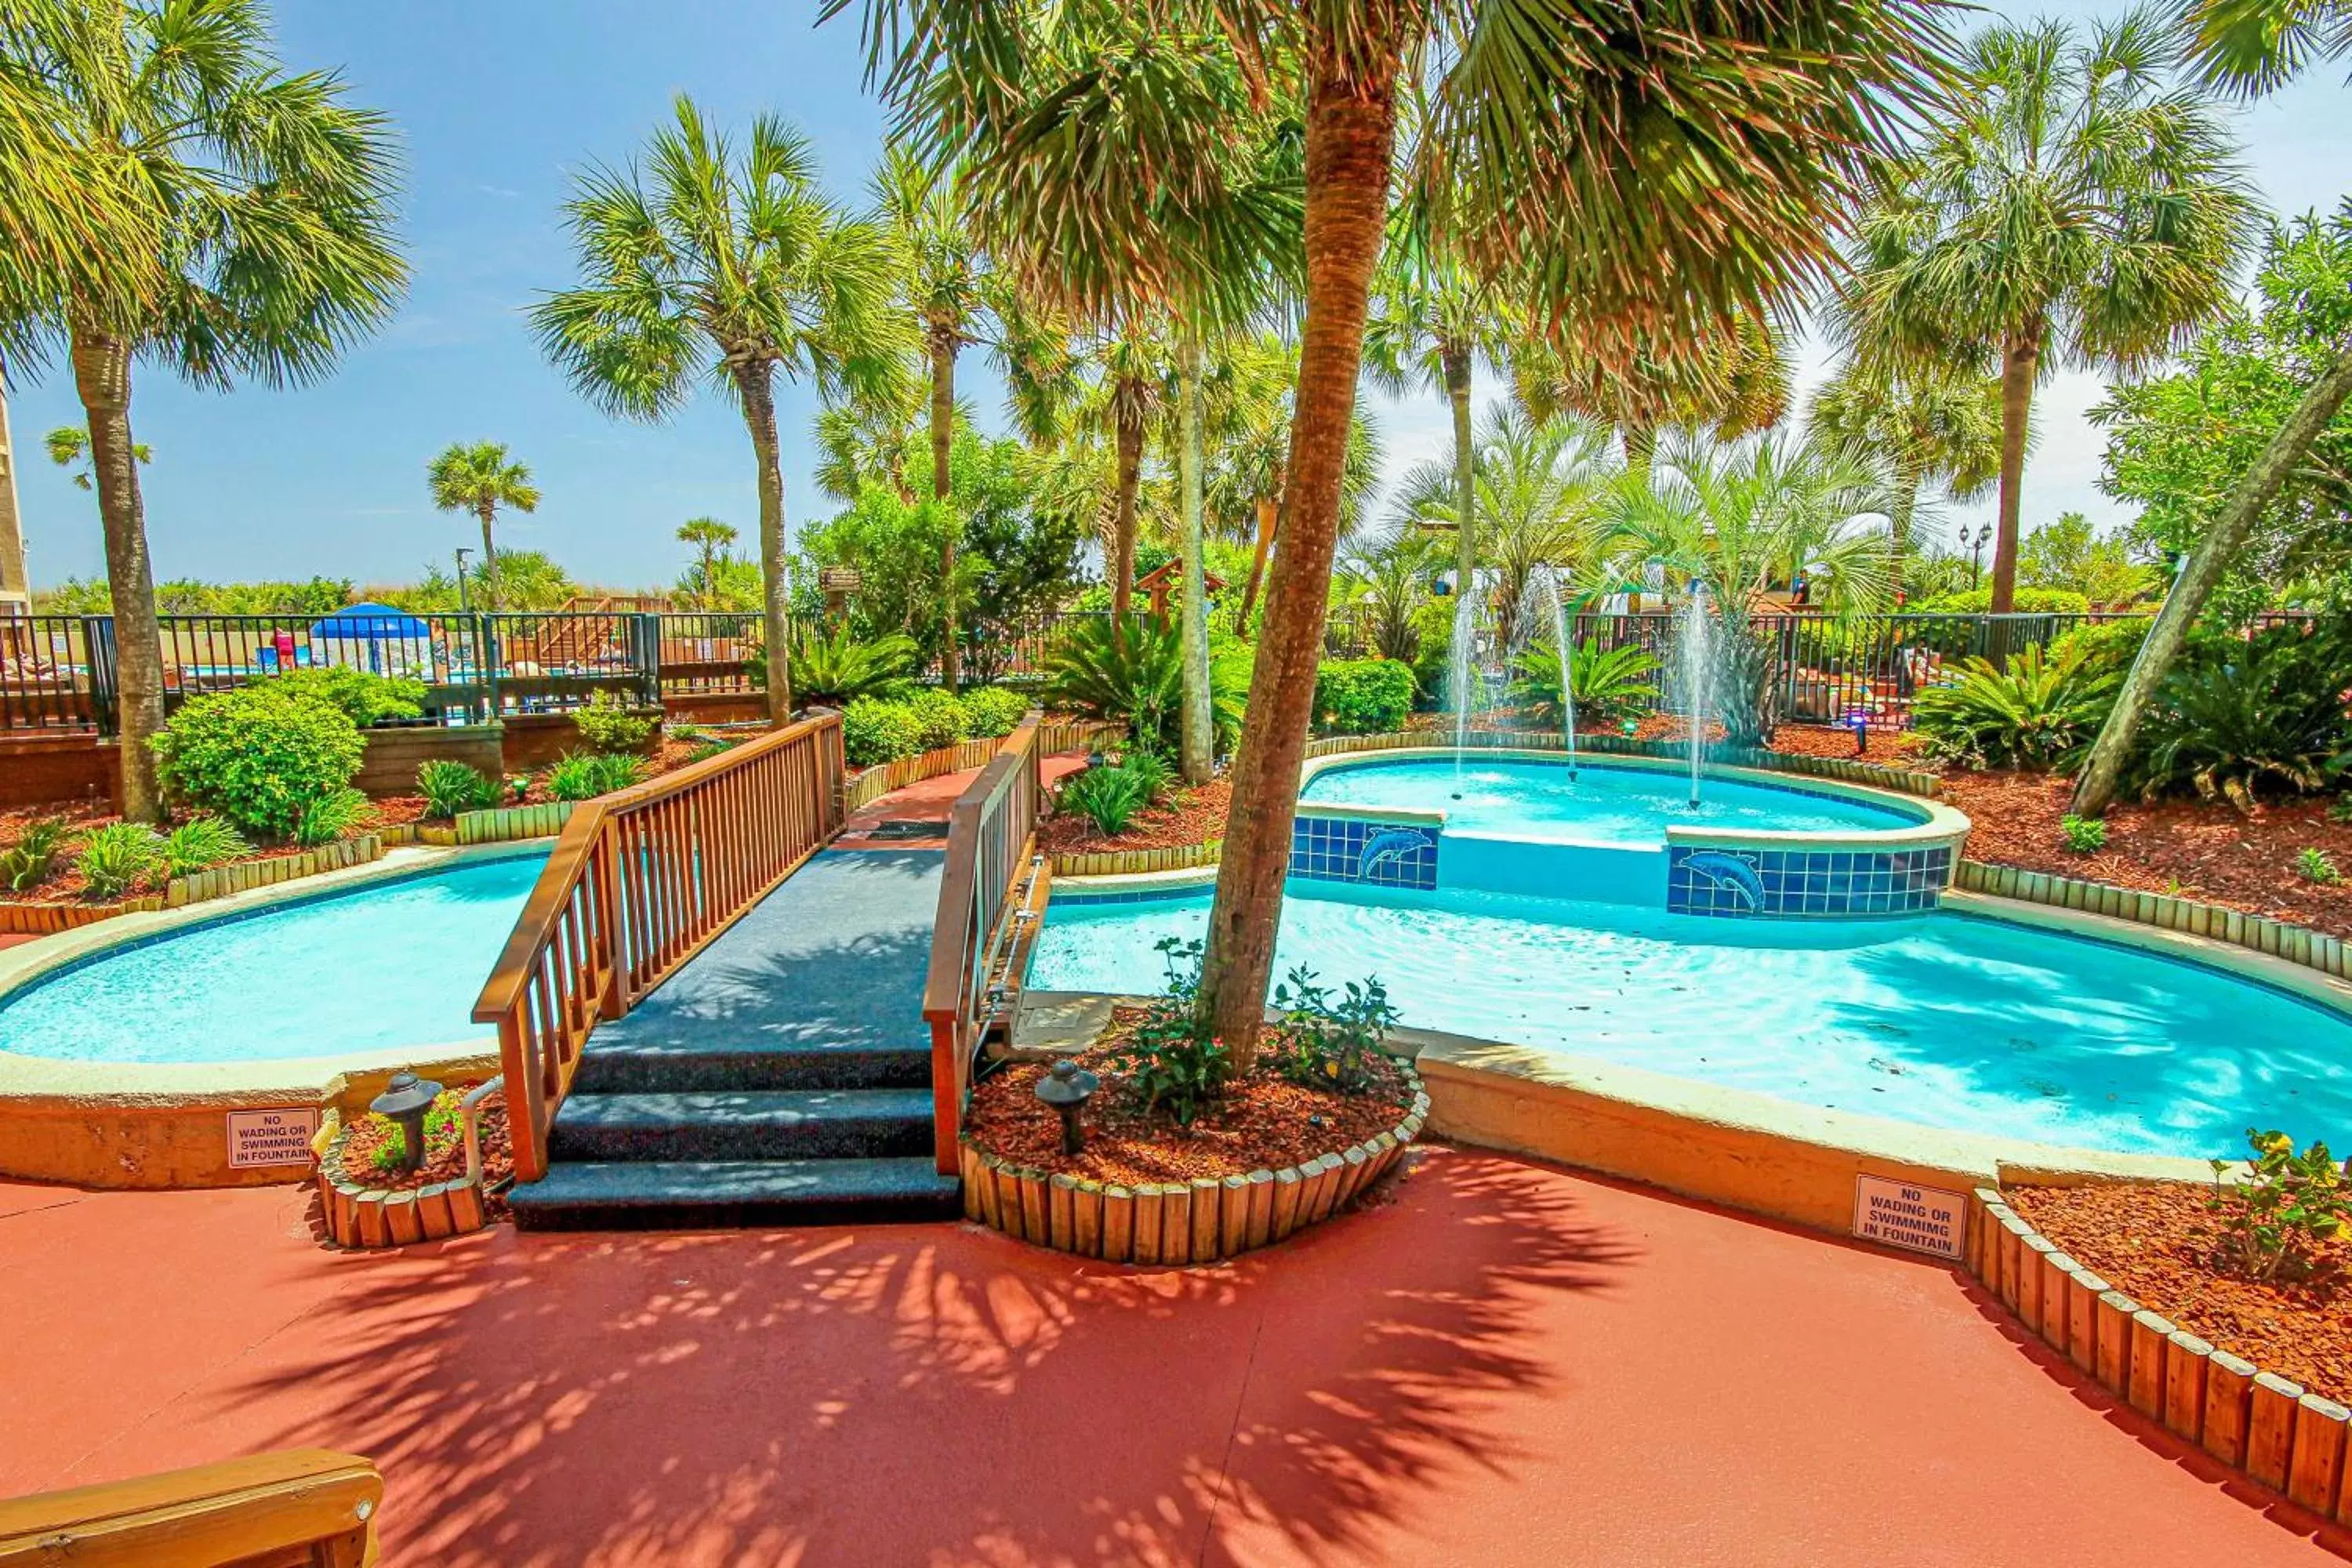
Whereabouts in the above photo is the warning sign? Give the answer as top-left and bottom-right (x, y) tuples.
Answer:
(1852, 1174), (1965, 1260)
(226, 1108), (320, 1168)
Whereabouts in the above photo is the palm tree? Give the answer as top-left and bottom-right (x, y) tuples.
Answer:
(845, 0), (1953, 1054)
(0, 0), (404, 822)
(533, 97), (909, 724)
(1333, 528), (1444, 666)
(427, 441), (539, 611)
(2071, 0), (2352, 815)
(1515, 313), (1793, 485)
(676, 517), (739, 610)
(1849, 9), (2257, 619)
(46, 425), (149, 488)
(1805, 361), (2002, 587)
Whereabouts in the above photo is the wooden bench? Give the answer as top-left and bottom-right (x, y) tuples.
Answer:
(0, 1449), (381, 1566)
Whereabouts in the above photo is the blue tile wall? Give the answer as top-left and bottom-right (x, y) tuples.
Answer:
(1051, 881), (1214, 908)
(1288, 814), (1439, 890)
(1667, 844), (1953, 919)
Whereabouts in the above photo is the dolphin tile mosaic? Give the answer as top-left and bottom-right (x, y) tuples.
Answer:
(1289, 813), (1439, 890)
(1667, 843), (1953, 919)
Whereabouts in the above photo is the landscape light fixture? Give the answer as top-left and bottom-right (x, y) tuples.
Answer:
(1033, 1058), (1100, 1157)
(370, 1069), (444, 1175)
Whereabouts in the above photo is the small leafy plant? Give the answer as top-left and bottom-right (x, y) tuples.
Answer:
(2207, 1129), (2352, 1281)
(2060, 814), (2107, 855)
(1269, 963), (1403, 1095)
(2332, 794), (2352, 825)
(161, 816), (248, 877)
(293, 787), (374, 847)
(572, 689), (656, 753)
(0, 819), (71, 892)
(1114, 746), (1173, 806)
(2299, 846), (2342, 884)
(1105, 936), (1232, 1126)
(416, 759), (499, 818)
(1058, 764), (1147, 836)
(546, 750), (647, 802)
(74, 822), (163, 898)
(1910, 645), (2117, 769)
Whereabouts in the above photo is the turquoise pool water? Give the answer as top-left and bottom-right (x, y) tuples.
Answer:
(1301, 757), (1922, 843)
(0, 853), (548, 1065)
(1029, 881), (2352, 1157)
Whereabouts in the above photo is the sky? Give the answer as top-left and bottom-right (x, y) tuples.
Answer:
(3, 0), (2345, 597)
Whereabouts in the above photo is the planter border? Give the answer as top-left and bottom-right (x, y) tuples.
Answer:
(314, 1112), (489, 1250)
(0, 834), (384, 936)
(1956, 859), (2348, 981)
(454, 801), (572, 845)
(1052, 838), (1221, 877)
(960, 1067), (1428, 1265)
(1965, 1185), (2352, 1526)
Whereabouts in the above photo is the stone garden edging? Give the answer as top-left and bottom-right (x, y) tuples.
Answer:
(1965, 1185), (2352, 1526)
(957, 1066), (1428, 1265)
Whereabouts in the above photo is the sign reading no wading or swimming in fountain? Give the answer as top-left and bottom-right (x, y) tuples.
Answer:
(1851, 1175), (1965, 1260)
(226, 1109), (320, 1168)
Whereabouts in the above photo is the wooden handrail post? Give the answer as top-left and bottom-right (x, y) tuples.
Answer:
(593, 818), (625, 1021)
(0, 1449), (383, 1566)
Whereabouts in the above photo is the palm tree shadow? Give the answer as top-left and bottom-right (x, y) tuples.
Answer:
(224, 1149), (1637, 1565)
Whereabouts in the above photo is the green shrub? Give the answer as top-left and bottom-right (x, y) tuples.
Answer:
(1269, 963), (1403, 1096)
(1510, 638), (1661, 730)
(1312, 658), (1416, 735)
(2059, 814), (2107, 854)
(572, 689), (657, 753)
(1910, 586), (2092, 615)
(1115, 746), (1173, 805)
(2129, 631), (2350, 808)
(2332, 794), (2352, 825)
(1910, 646), (2117, 769)
(1058, 764), (1148, 836)
(1042, 616), (1250, 755)
(546, 751), (648, 803)
(0, 819), (71, 892)
(75, 823), (162, 898)
(416, 759), (499, 818)
(151, 684), (365, 840)
(957, 685), (1029, 739)
(266, 667), (425, 728)
(161, 816), (248, 877)
(294, 787), (374, 847)
(1407, 597), (1459, 704)
(840, 698), (923, 767)
(2207, 1129), (2351, 1282)
(1105, 936), (1233, 1126)
(786, 626), (918, 706)
(906, 687), (969, 752)
(2299, 847), (2341, 884)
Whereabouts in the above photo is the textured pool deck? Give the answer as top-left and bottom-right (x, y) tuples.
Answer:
(5, 1148), (2347, 1566)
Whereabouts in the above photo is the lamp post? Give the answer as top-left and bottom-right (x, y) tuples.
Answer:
(369, 1069), (445, 1176)
(453, 546), (473, 615)
(1033, 1059), (1100, 1157)
(1966, 524), (1994, 587)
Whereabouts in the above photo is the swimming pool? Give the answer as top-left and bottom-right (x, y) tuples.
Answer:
(1029, 880), (2352, 1157)
(0, 851), (547, 1065)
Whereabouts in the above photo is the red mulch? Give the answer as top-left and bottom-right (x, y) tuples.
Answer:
(0, 802), (392, 906)
(507, 731), (736, 810)
(2007, 1181), (2350, 1406)
(965, 1009), (1413, 1187)
(1038, 778), (1232, 856)
(337, 1087), (514, 1221)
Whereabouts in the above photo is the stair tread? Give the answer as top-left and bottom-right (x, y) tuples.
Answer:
(511, 1157), (961, 1209)
(553, 1088), (935, 1130)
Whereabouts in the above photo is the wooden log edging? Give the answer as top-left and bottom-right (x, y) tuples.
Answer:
(314, 1116), (490, 1250)
(0, 834), (386, 935)
(1955, 860), (2350, 981)
(1301, 728), (1944, 798)
(454, 800), (573, 845)
(959, 1070), (1428, 1264)
(1052, 838), (1222, 877)
(1965, 1185), (2352, 1526)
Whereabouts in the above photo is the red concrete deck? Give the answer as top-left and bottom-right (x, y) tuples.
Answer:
(5, 1149), (2344, 1566)
(839, 751), (1087, 848)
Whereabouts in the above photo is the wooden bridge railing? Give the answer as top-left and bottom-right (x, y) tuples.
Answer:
(0, 1448), (381, 1566)
(474, 711), (846, 1181)
(921, 720), (1047, 1174)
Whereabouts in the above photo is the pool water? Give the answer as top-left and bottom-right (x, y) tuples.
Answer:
(1301, 757), (1921, 844)
(1029, 880), (2352, 1157)
(0, 853), (548, 1065)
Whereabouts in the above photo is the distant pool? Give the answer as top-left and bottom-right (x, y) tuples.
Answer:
(0, 852), (547, 1065)
(1301, 756), (1922, 844)
(1030, 880), (2352, 1158)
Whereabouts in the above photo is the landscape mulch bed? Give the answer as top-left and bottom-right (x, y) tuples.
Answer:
(0, 802), (391, 906)
(966, 1008), (1413, 1188)
(2006, 1181), (2350, 1407)
(1039, 778), (1232, 856)
(338, 1087), (514, 1223)
(508, 731), (730, 808)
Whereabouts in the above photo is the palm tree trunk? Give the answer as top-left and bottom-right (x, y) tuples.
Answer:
(1109, 389), (1145, 637)
(1197, 57), (1399, 1060)
(1176, 330), (1212, 785)
(69, 325), (165, 822)
(735, 360), (794, 724)
(1237, 493), (1279, 627)
(2072, 339), (2352, 818)
(929, 321), (960, 691)
(477, 505), (502, 612)
(0, 378), (28, 608)
(1444, 343), (1475, 597)
(1989, 328), (2038, 622)
(1623, 422), (1656, 612)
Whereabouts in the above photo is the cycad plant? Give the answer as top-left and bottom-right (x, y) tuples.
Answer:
(1509, 640), (1661, 731)
(1910, 645), (2120, 769)
(534, 98), (909, 724)
(2130, 633), (2351, 809)
(0, 0), (405, 822)
(787, 626), (917, 707)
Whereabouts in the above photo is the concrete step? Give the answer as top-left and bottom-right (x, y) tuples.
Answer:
(548, 1088), (935, 1164)
(569, 1036), (934, 1094)
(510, 1157), (964, 1232)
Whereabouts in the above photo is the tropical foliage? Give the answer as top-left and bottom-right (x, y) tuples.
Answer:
(786, 626), (917, 707)
(1309, 659), (1415, 736)
(1910, 646), (2120, 768)
(151, 684), (368, 842)
(1510, 640), (1662, 730)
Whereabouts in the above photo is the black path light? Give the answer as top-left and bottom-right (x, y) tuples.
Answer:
(370, 1069), (444, 1175)
(1034, 1059), (1100, 1157)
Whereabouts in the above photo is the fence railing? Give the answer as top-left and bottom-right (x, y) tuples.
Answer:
(656, 612), (764, 695)
(0, 615), (100, 730)
(473, 711), (846, 1181)
(921, 719), (1047, 1174)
